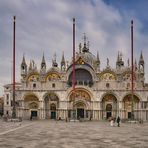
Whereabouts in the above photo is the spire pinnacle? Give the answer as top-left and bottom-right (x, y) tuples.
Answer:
(29, 60), (32, 70)
(117, 51), (120, 61)
(83, 33), (86, 44)
(87, 41), (89, 50)
(96, 51), (100, 64)
(41, 52), (45, 64)
(135, 59), (137, 70)
(41, 52), (46, 71)
(79, 43), (82, 53)
(140, 51), (144, 62)
(82, 33), (89, 52)
(127, 58), (130, 67)
(61, 51), (65, 64)
(21, 53), (26, 65)
(52, 52), (58, 67)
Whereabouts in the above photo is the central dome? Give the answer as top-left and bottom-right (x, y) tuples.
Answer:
(81, 52), (96, 65)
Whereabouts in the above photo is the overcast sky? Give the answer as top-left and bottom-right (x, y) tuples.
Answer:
(0, 0), (148, 96)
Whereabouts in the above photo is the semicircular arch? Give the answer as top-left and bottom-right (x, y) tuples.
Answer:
(68, 88), (92, 102)
(26, 72), (39, 82)
(101, 92), (118, 102)
(122, 93), (141, 102)
(99, 70), (117, 81)
(23, 92), (39, 102)
(45, 72), (61, 81)
(43, 91), (59, 101)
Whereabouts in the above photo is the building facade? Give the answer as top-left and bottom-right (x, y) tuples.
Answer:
(3, 36), (148, 121)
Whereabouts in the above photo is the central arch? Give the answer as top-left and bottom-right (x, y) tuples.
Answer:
(68, 88), (92, 119)
(44, 92), (59, 119)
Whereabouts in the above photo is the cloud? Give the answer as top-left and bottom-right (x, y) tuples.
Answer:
(0, 0), (148, 96)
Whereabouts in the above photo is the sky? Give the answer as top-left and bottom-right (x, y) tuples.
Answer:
(0, 0), (148, 96)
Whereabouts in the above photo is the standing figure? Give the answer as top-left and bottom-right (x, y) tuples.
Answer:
(117, 116), (120, 127)
(110, 118), (114, 126)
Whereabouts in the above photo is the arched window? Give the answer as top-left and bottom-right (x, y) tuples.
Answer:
(50, 104), (56, 110)
(68, 69), (93, 87)
(106, 104), (112, 111)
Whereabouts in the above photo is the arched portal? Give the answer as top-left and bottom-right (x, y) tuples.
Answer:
(74, 101), (86, 119)
(50, 103), (56, 119)
(68, 89), (92, 119)
(123, 94), (140, 119)
(102, 94), (117, 119)
(44, 92), (59, 119)
(24, 94), (39, 119)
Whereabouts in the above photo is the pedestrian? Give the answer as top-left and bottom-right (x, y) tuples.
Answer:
(110, 118), (114, 126)
(117, 116), (120, 127)
(30, 115), (32, 120)
(66, 117), (68, 122)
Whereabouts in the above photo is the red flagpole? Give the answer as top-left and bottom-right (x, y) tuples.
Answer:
(131, 20), (134, 120)
(12, 16), (16, 118)
(72, 18), (76, 90)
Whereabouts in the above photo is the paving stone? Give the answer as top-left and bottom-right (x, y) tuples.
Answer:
(0, 120), (148, 148)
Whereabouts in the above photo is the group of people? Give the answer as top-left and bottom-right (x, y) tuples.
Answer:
(110, 116), (120, 127)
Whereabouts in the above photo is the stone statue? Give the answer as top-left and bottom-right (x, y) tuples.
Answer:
(107, 58), (109, 66)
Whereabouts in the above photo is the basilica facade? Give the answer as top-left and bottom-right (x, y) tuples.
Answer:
(4, 37), (148, 121)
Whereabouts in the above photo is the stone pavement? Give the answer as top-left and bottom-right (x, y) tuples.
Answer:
(0, 119), (31, 134)
(0, 119), (147, 148)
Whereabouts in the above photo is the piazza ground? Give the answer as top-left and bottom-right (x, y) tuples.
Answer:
(0, 120), (147, 148)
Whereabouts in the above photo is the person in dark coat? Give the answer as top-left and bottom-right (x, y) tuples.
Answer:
(30, 115), (32, 120)
(117, 116), (120, 127)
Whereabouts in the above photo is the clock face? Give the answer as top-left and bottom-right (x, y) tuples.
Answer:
(100, 72), (116, 81)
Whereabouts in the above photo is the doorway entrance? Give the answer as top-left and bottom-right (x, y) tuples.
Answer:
(128, 112), (131, 119)
(51, 111), (56, 119)
(77, 108), (84, 119)
(50, 104), (56, 119)
(106, 112), (112, 119)
(31, 110), (37, 118)
(106, 104), (112, 119)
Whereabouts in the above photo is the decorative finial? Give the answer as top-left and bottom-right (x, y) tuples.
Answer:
(79, 43), (82, 53)
(54, 52), (56, 61)
(52, 52), (58, 67)
(83, 33), (86, 44)
(127, 58), (130, 67)
(107, 58), (109, 66)
(131, 20), (133, 26)
(87, 41), (89, 50)
(13, 16), (16, 21)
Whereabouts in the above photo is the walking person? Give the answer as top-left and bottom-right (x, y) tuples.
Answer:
(117, 116), (120, 127)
